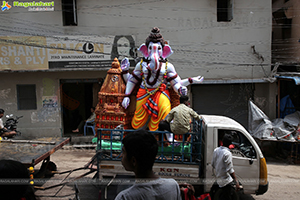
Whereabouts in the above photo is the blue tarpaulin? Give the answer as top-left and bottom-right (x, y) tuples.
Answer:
(276, 75), (300, 85)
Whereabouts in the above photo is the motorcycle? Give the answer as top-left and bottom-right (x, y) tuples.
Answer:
(4, 114), (23, 136)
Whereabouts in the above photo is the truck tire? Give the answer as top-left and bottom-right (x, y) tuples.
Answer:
(213, 187), (239, 200)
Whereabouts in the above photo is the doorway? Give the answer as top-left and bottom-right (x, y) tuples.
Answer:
(60, 79), (102, 136)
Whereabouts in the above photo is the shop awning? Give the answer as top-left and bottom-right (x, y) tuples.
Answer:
(276, 75), (300, 85)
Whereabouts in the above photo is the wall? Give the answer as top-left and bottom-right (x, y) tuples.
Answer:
(0, 0), (273, 136)
(1, 0), (272, 79)
(0, 71), (107, 138)
(253, 82), (277, 120)
(272, 0), (300, 63)
(79, 0), (272, 80)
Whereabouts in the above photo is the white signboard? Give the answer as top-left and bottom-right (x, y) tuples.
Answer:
(0, 35), (136, 70)
(47, 35), (136, 69)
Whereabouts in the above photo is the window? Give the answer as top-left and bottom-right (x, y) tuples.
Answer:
(62, 0), (77, 26)
(217, 0), (233, 22)
(218, 129), (257, 159)
(17, 85), (37, 110)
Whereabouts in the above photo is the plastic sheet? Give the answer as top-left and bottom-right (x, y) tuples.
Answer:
(248, 100), (299, 141)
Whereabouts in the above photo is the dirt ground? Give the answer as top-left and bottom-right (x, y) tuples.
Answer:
(250, 157), (300, 200)
(34, 148), (98, 200)
(33, 147), (300, 200)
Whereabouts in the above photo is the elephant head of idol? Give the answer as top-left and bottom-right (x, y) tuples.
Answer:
(138, 27), (173, 70)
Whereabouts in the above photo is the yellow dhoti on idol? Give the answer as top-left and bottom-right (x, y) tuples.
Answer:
(132, 84), (171, 131)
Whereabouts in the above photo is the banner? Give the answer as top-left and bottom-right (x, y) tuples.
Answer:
(0, 35), (136, 70)
(47, 35), (136, 69)
(0, 36), (48, 70)
(47, 36), (112, 68)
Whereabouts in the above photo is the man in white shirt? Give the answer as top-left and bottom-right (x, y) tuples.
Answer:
(211, 134), (240, 200)
(114, 130), (181, 200)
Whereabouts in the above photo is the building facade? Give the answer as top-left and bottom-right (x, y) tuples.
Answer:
(0, 0), (273, 137)
(272, 0), (300, 118)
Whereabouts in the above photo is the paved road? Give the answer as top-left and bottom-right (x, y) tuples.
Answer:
(34, 147), (300, 200)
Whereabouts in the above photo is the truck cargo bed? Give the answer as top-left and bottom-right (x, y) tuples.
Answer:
(96, 120), (204, 167)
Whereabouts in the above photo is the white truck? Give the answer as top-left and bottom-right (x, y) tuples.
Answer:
(95, 115), (268, 199)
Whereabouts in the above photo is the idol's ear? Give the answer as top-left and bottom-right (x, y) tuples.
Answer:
(162, 45), (173, 59)
(138, 43), (149, 58)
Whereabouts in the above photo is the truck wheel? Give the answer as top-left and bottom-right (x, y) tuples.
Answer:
(213, 187), (239, 200)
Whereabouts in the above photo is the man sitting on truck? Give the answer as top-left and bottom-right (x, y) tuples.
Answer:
(114, 129), (181, 200)
(159, 95), (201, 135)
(211, 134), (240, 200)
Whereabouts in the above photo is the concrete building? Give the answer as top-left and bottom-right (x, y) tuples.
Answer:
(272, 0), (300, 118)
(0, 0), (273, 137)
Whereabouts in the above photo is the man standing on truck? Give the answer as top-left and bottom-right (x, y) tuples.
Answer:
(211, 134), (240, 200)
(114, 130), (181, 200)
(159, 95), (201, 135)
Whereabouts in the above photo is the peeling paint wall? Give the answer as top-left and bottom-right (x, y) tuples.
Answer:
(0, 71), (107, 138)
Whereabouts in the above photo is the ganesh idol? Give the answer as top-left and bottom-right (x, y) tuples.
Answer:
(121, 27), (203, 131)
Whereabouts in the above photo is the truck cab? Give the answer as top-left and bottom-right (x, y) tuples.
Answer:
(202, 115), (268, 195)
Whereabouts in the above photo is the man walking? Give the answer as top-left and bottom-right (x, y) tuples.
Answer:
(211, 134), (240, 200)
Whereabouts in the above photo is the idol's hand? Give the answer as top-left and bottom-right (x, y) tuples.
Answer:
(178, 86), (187, 96)
(192, 76), (204, 84)
(122, 97), (130, 109)
(121, 58), (130, 71)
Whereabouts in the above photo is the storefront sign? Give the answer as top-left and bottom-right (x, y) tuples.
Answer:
(47, 35), (136, 69)
(0, 35), (136, 71)
(0, 36), (48, 70)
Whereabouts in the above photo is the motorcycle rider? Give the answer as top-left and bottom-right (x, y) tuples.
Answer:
(0, 109), (17, 138)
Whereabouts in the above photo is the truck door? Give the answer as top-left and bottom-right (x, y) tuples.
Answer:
(217, 129), (259, 194)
